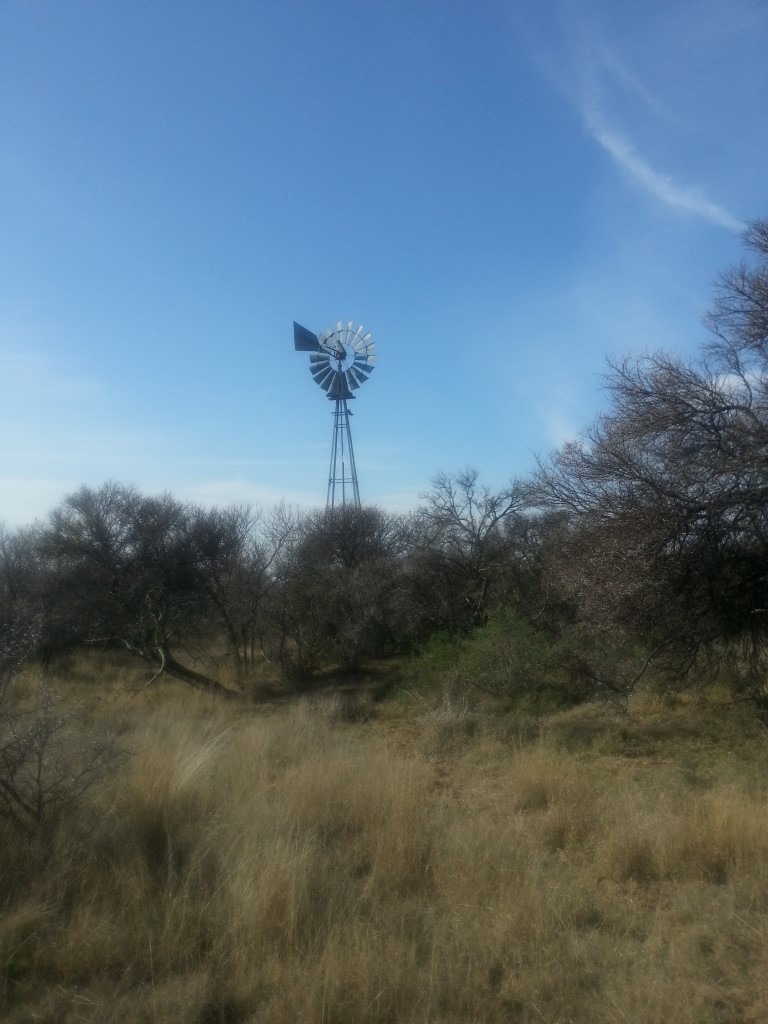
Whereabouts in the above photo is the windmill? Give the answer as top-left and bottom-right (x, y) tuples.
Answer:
(293, 320), (376, 508)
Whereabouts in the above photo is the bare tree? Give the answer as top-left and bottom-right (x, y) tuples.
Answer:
(705, 218), (768, 363)
(409, 469), (526, 633)
(535, 218), (768, 698)
(265, 505), (411, 675)
(188, 502), (300, 681)
(41, 484), (237, 697)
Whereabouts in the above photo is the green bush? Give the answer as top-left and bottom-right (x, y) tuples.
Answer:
(411, 612), (573, 710)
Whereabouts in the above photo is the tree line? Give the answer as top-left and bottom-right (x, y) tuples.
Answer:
(2, 218), (767, 709)
(0, 473), (536, 696)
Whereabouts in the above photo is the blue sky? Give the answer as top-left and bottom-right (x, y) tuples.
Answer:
(1, 0), (766, 525)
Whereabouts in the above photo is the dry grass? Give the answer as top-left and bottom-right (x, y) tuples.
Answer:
(2, 659), (768, 1023)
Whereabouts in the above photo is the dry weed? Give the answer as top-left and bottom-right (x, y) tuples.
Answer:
(2, 682), (768, 1022)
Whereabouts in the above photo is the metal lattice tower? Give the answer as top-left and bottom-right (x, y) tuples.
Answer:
(293, 320), (376, 509)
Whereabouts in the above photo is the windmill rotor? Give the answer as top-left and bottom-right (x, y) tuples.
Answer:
(293, 320), (375, 401)
(292, 319), (376, 507)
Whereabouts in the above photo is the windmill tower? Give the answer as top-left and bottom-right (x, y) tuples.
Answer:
(293, 320), (376, 508)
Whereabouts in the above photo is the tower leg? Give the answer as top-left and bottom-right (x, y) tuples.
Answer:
(327, 398), (361, 509)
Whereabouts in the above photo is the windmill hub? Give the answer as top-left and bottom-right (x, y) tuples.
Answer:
(328, 343), (352, 369)
(293, 320), (376, 508)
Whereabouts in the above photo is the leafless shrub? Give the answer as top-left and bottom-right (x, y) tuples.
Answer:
(317, 690), (374, 724)
(1, 681), (120, 837)
(0, 626), (122, 838)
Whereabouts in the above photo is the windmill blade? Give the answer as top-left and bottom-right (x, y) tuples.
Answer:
(345, 368), (361, 389)
(311, 360), (332, 380)
(310, 358), (334, 385)
(345, 321), (354, 345)
(327, 370), (353, 398)
(350, 325), (364, 346)
(310, 360), (332, 379)
(352, 336), (375, 357)
(352, 356), (373, 374)
(314, 366), (335, 391)
(293, 321), (320, 352)
(313, 372), (334, 392)
(324, 325), (341, 355)
(311, 359), (333, 381)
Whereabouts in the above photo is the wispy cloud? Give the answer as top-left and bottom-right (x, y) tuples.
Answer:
(528, 1), (744, 233)
(595, 45), (676, 125)
(586, 120), (743, 232)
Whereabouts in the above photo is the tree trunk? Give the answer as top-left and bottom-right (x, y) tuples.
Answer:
(156, 643), (241, 699)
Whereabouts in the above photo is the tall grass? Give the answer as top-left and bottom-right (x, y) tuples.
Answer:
(2, 665), (767, 1022)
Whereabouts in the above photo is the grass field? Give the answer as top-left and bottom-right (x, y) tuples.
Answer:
(2, 654), (768, 1023)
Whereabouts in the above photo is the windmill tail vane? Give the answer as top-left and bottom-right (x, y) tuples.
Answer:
(293, 320), (376, 509)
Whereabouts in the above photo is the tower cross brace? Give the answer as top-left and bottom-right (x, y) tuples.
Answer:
(328, 398), (361, 509)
